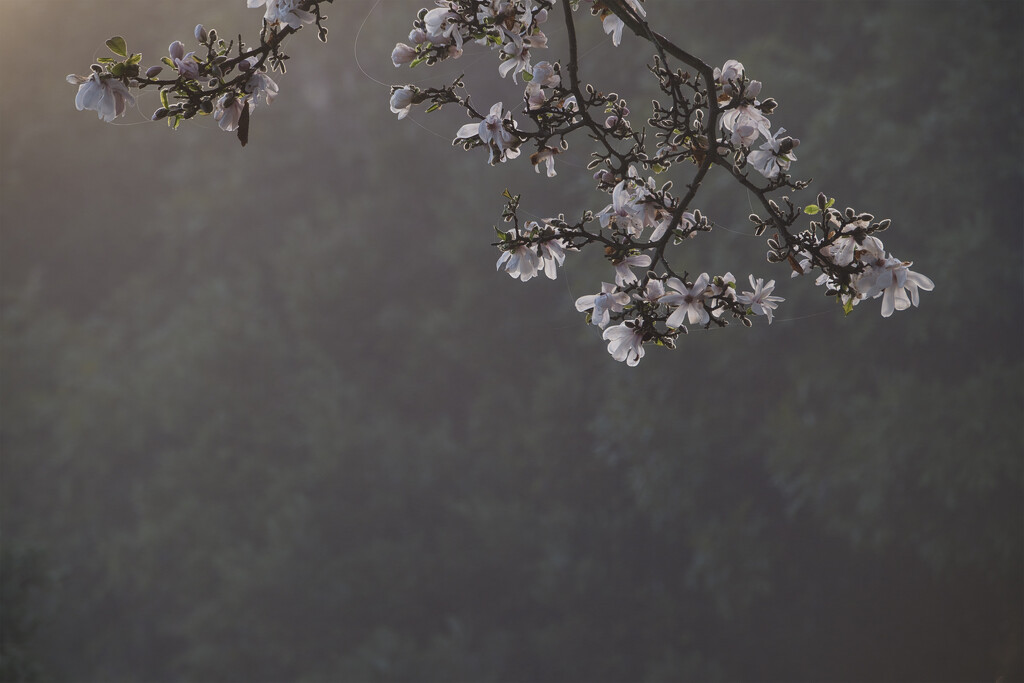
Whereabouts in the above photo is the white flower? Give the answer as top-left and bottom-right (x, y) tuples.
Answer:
(530, 61), (559, 88)
(423, 8), (463, 50)
(498, 31), (531, 83)
(738, 275), (785, 323)
(613, 254), (652, 286)
(456, 102), (521, 164)
(602, 14), (625, 46)
(243, 60), (279, 106)
(390, 87), (416, 119)
(168, 41), (200, 79)
(213, 94), (247, 131)
(649, 211), (694, 242)
(602, 321), (645, 366)
(746, 127), (798, 178)
(575, 282), (630, 328)
(496, 244), (541, 282)
(854, 252), (935, 317)
(709, 272), (737, 317)
(392, 43), (417, 67)
(68, 73), (135, 122)
(600, 0), (645, 47)
(597, 180), (645, 237)
(720, 104), (770, 148)
(247, 0), (315, 29)
(530, 147), (558, 177)
(537, 237), (566, 280)
(661, 273), (710, 327)
(714, 59), (744, 91)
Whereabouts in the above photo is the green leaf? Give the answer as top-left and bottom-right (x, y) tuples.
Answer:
(409, 56), (427, 68)
(502, 189), (513, 200)
(106, 36), (128, 57)
(825, 198), (835, 209)
(803, 205), (820, 215)
(842, 297), (855, 315)
(110, 62), (125, 78)
(127, 53), (142, 65)
(425, 103), (441, 113)
(159, 89), (170, 109)
(162, 56), (175, 68)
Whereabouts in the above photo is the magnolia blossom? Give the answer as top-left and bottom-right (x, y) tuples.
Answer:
(576, 282), (631, 328)
(423, 8), (463, 50)
(530, 147), (558, 177)
(67, 73), (134, 122)
(498, 31), (532, 83)
(392, 42), (417, 67)
(720, 104), (770, 148)
(597, 180), (645, 237)
(603, 321), (645, 366)
(738, 275), (785, 323)
(213, 94), (247, 131)
(853, 245), (935, 317)
(747, 127), (798, 178)
(530, 61), (559, 88)
(247, 0), (315, 29)
(662, 273), (711, 327)
(456, 102), (521, 164)
(715, 59), (744, 93)
(600, 0), (646, 47)
(243, 59), (279, 106)
(497, 243), (541, 282)
(390, 87), (416, 119)
(709, 272), (737, 317)
(168, 41), (200, 79)
(613, 254), (652, 286)
(650, 211), (694, 242)
(537, 237), (567, 280)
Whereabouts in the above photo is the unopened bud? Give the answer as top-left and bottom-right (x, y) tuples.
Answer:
(145, 65), (163, 79)
(195, 24), (208, 43)
(151, 107), (169, 121)
(169, 41), (185, 62)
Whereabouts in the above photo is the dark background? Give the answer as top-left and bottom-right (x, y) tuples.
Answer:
(2, 1), (1022, 681)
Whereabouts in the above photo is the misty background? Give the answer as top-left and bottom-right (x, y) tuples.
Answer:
(1, 1), (1022, 681)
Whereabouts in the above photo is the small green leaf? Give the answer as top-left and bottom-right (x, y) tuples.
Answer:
(521, 71), (533, 82)
(96, 57), (115, 64)
(127, 53), (142, 65)
(842, 298), (854, 315)
(502, 189), (513, 200)
(425, 103), (441, 113)
(803, 205), (820, 215)
(825, 198), (835, 209)
(110, 62), (125, 77)
(159, 89), (170, 109)
(409, 56), (427, 68)
(106, 36), (128, 57)
(161, 56), (175, 68)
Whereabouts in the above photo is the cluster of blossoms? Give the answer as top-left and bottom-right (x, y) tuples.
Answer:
(69, 0), (932, 365)
(387, 0), (932, 364)
(67, 1), (331, 144)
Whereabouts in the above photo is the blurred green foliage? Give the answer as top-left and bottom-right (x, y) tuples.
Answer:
(1, 1), (1021, 681)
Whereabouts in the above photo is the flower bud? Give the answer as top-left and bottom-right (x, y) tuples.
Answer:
(169, 41), (185, 62)
(195, 24), (208, 43)
(145, 65), (163, 79)
(392, 43), (417, 67)
(151, 107), (169, 121)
